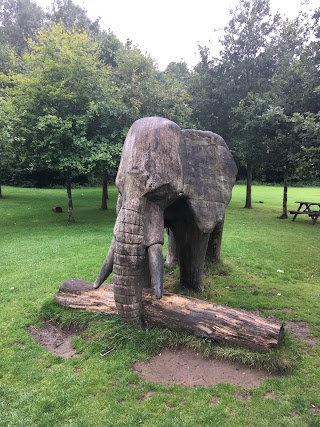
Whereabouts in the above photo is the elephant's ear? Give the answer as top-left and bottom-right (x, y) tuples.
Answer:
(180, 129), (237, 234)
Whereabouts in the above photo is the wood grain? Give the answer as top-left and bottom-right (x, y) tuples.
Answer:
(55, 279), (284, 352)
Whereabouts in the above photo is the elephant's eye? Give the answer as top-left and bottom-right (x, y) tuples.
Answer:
(145, 175), (153, 189)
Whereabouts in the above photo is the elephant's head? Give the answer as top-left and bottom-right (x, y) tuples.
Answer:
(94, 117), (237, 326)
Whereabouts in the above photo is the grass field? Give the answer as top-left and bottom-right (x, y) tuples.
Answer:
(0, 184), (319, 427)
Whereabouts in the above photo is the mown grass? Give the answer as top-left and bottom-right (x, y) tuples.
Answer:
(0, 184), (319, 427)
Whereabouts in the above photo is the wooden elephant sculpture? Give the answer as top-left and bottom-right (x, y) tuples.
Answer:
(94, 117), (237, 326)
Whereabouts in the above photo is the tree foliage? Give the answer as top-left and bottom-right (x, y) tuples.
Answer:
(48, 0), (100, 33)
(0, 23), (121, 220)
(113, 44), (192, 128)
(1, 0), (319, 222)
(0, 0), (45, 55)
(232, 93), (272, 207)
(269, 11), (320, 115)
(294, 112), (320, 183)
(191, 0), (320, 212)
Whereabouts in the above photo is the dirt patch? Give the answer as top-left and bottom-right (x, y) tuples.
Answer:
(139, 391), (154, 402)
(235, 392), (252, 400)
(27, 322), (79, 358)
(285, 321), (318, 346)
(263, 391), (277, 400)
(133, 348), (274, 388)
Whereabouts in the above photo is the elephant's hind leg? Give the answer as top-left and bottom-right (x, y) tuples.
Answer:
(172, 222), (209, 292)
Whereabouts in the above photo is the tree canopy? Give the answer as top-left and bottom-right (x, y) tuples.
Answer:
(0, 23), (121, 220)
(190, 0), (320, 209)
(0, 0), (319, 220)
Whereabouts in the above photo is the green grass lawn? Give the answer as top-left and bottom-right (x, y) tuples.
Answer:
(0, 184), (319, 427)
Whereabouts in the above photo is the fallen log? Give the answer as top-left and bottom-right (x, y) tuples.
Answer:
(55, 278), (284, 352)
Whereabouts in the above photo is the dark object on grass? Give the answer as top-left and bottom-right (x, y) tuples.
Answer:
(55, 279), (284, 352)
(93, 117), (237, 326)
(52, 205), (63, 213)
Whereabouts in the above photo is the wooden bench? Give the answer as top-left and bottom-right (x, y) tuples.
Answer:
(289, 210), (311, 221)
(290, 202), (320, 223)
(289, 210), (309, 215)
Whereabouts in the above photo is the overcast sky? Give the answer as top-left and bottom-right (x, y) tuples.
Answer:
(34, 0), (318, 70)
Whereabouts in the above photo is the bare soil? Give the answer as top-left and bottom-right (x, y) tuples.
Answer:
(285, 321), (318, 346)
(27, 318), (317, 388)
(133, 348), (273, 388)
(132, 320), (317, 388)
(27, 322), (78, 358)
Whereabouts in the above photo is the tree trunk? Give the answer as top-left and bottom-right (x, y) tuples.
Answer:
(101, 168), (108, 210)
(55, 279), (284, 352)
(244, 162), (252, 209)
(66, 168), (75, 223)
(281, 167), (288, 219)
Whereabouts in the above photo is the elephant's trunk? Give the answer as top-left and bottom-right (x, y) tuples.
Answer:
(112, 206), (146, 326)
(94, 196), (165, 326)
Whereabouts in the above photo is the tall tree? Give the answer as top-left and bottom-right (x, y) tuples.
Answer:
(114, 43), (193, 128)
(190, 46), (232, 138)
(48, 0), (100, 33)
(0, 23), (120, 221)
(0, 0), (45, 55)
(191, 0), (279, 207)
(165, 61), (190, 84)
(232, 93), (272, 208)
(0, 116), (14, 198)
(261, 107), (301, 218)
(95, 41), (193, 208)
(98, 30), (123, 68)
(294, 112), (320, 183)
(270, 11), (320, 116)
(221, 0), (279, 207)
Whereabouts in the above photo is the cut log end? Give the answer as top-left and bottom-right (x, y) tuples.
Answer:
(55, 279), (284, 352)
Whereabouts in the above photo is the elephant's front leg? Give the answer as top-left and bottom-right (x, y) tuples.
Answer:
(172, 222), (209, 292)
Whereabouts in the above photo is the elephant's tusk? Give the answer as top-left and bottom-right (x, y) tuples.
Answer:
(147, 243), (164, 299)
(93, 237), (115, 289)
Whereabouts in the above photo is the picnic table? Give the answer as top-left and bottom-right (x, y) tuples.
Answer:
(289, 201), (320, 224)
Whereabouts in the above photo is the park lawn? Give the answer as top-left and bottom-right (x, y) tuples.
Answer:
(0, 184), (319, 427)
